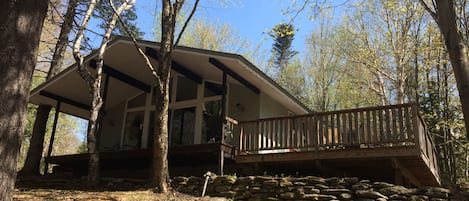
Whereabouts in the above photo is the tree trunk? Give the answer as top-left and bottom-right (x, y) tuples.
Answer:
(87, 83), (102, 185)
(152, 83), (170, 192)
(20, 105), (51, 175)
(151, 0), (185, 193)
(20, 0), (78, 176)
(0, 0), (49, 200)
(434, 0), (469, 138)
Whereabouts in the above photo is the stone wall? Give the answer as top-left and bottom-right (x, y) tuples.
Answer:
(172, 175), (456, 201)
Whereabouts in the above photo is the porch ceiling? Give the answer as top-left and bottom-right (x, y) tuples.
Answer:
(29, 37), (310, 119)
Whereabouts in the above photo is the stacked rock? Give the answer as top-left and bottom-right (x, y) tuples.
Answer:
(171, 175), (456, 201)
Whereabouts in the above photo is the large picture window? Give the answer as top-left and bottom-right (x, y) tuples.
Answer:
(121, 73), (227, 149)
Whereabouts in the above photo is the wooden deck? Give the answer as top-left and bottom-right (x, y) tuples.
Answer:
(235, 103), (440, 187)
(46, 143), (236, 177)
(45, 104), (440, 186)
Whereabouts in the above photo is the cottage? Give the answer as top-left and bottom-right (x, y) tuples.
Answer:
(29, 37), (440, 187)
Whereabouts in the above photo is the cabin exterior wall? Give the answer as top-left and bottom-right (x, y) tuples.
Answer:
(227, 83), (259, 121)
(259, 92), (291, 118)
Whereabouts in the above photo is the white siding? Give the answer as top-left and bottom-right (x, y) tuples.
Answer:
(259, 92), (290, 118)
(227, 83), (259, 121)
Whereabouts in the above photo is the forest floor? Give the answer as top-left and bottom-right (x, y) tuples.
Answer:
(14, 176), (228, 201)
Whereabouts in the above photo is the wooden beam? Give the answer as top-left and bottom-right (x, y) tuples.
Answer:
(44, 101), (61, 174)
(40, 91), (90, 111)
(221, 72), (227, 143)
(89, 60), (151, 93)
(209, 58), (260, 94)
(391, 158), (422, 187)
(145, 47), (202, 84)
(236, 146), (419, 163)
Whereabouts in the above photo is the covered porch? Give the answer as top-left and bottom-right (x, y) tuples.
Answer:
(45, 142), (237, 178)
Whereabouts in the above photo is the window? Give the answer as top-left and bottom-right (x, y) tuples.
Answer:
(127, 93), (146, 108)
(175, 76), (197, 101)
(204, 81), (223, 97)
(170, 107), (196, 145)
(122, 111), (144, 149)
(201, 100), (222, 143)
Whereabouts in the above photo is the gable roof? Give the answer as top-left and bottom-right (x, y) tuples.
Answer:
(29, 36), (311, 118)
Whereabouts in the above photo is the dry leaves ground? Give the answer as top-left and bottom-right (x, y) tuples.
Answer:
(14, 176), (228, 201)
(14, 189), (227, 201)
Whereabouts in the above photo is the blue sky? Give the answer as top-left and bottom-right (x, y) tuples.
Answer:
(134, 0), (315, 54)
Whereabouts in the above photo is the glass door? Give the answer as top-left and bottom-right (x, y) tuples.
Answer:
(147, 106), (196, 147)
(170, 107), (196, 146)
(122, 111), (144, 149)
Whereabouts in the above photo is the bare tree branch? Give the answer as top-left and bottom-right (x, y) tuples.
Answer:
(109, 0), (162, 89)
(174, 0), (200, 46)
(418, 0), (438, 23)
(73, 0), (99, 84)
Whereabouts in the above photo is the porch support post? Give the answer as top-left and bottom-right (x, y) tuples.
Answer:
(219, 72), (227, 176)
(44, 101), (61, 174)
(219, 149), (224, 176)
(221, 72), (227, 143)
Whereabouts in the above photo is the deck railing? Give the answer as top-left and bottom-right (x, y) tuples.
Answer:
(237, 103), (438, 175)
(223, 116), (239, 145)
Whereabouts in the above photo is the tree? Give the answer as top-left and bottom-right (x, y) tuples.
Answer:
(94, 0), (144, 38)
(20, 0), (78, 176)
(73, 0), (135, 185)
(267, 23), (307, 103)
(304, 10), (343, 111)
(151, 0), (187, 192)
(0, 0), (50, 200)
(268, 23), (298, 81)
(419, 0), (469, 139)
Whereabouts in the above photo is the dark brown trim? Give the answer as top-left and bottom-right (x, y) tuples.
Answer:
(221, 72), (227, 143)
(89, 60), (151, 93)
(145, 47), (202, 84)
(44, 101), (61, 174)
(40, 91), (90, 111)
(209, 58), (260, 94)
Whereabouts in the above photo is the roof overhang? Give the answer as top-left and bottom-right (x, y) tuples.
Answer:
(29, 36), (311, 119)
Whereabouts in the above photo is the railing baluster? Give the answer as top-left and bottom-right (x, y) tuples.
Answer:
(319, 114), (324, 147)
(398, 106), (404, 141)
(281, 118), (286, 149)
(379, 109), (385, 144)
(335, 113), (341, 146)
(384, 108), (390, 143)
(405, 106), (413, 141)
(274, 119), (279, 149)
(323, 114), (329, 146)
(391, 108), (398, 143)
(359, 111), (364, 144)
(342, 112), (348, 146)
(269, 120), (273, 149)
(366, 110), (371, 145)
(330, 113), (335, 146)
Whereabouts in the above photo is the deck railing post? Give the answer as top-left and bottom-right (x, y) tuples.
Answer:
(44, 101), (61, 174)
(313, 114), (319, 154)
(411, 104), (421, 149)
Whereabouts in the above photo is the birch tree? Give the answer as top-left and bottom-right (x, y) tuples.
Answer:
(0, 0), (50, 200)
(72, 0), (135, 185)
